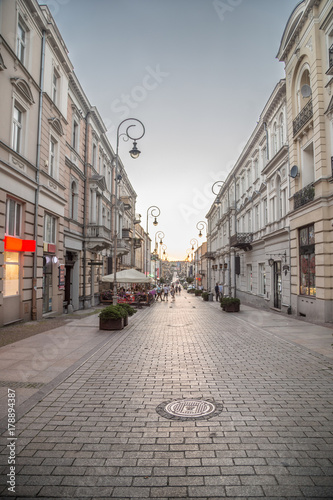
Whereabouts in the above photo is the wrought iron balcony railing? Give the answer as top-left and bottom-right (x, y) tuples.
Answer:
(293, 183), (315, 210)
(293, 99), (313, 136)
(230, 233), (253, 251)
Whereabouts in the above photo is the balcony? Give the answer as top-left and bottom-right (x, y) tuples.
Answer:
(133, 237), (142, 249)
(293, 183), (315, 210)
(122, 228), (133, 239)
(86, 224), (111, 252)
(327, 44), (333, 75)
(293, 99), (313, 136)
(230, 233), (253, 251)
(116, 238), (130, 256)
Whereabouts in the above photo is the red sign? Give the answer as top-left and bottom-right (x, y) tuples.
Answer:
(48, 244), (56, 254)
(4, 236), (36, 252)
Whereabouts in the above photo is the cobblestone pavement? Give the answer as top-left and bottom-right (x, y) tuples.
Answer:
(1, 295), (333, 499)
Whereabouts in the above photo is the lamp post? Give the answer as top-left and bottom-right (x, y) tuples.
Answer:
(196, 220), (207, 239)
(190, 238), (199, 287)
(154, 230), (165, 257)
(112, 118), (145, 305)
(146, 205), (160, 277)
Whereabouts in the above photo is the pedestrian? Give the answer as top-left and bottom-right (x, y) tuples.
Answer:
(163, 284), (169, 301)
(156, 285), (162, 301)
(215, 282), (220, 302)
(218, 283), (223, 299)
(170, 285), (175, 300)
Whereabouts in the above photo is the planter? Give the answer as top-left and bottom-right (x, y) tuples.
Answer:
(123, 315), (128, 327)
(224, 303), (240, 312)
(202, 296), (208, 301)
(99, 317), (124, 330)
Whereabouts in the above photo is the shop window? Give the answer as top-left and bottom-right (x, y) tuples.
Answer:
(299, 224), (315, 296)
(44, 213), (56, 244)
(3, 252), (19, 297)
(6, 198), (21, 237)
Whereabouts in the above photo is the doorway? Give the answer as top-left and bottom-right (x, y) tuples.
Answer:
(274, 261), (282, 309)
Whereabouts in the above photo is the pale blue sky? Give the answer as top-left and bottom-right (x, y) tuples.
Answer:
(41, 0), (300, 260)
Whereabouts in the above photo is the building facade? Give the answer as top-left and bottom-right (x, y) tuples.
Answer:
(206, 0), (333, 323)
(277, 0), (333, 323)
(0, 0), (143, 326)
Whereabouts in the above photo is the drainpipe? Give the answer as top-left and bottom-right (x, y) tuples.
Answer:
(233, 174), (237, 298)
(83, 111), (91, 309)
(32, 29), (46, 321)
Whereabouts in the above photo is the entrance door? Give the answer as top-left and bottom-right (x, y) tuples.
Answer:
(43, 256), (53, 313)
(274, 261), (282, 309)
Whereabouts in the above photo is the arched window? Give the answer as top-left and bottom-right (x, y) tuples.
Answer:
(297, 66), (311, 113)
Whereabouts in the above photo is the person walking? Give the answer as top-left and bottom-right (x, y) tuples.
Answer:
(219, 283), (223, 299)
(156, 285), (162, 301)
(163, 284), (169, 301)
(215, 282), (220, 302)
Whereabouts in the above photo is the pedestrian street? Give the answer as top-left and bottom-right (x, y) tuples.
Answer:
(1, 295), (333, 499)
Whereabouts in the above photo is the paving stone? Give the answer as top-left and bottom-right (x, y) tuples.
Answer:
(1, 296), (333, 499)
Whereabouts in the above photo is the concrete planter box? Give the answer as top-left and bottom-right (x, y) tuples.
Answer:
(99, 317), (124, 330)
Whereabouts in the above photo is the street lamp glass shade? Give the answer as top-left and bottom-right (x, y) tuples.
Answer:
(129, 141), (141, 159)
(153, 218), (158, 226)
(198, 231), (202, 237)
(159, 239), (163, 244)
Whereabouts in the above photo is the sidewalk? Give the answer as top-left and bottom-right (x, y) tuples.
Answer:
(206, 298), (333, 360)
(0, 307), (151, 423)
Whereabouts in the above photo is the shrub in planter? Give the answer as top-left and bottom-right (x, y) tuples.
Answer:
(194, 289), (203, 296)
(202, 291), (209, 301)
(220, 297), (240, 312)
(188, 288), (196, 294)
(118, 304), (137, 326)
(99, 305), (127, 330)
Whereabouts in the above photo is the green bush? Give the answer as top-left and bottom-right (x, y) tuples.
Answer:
(118, 304), (137, 317)
(202, 291), (209, 299)
(99, 305), (128, 320)
(220, 297), (240, 308)
(188, 288), (196, 294)
(194, 289), (203, 296)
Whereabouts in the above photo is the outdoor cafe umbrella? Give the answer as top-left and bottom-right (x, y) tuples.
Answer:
(101, 268), (152, 284)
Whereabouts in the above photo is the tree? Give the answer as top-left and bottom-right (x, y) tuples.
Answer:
(186, 277), (194, 284)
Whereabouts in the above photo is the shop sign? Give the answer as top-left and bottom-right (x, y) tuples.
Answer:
(4, 236), (36, 252)
(59, 264), (65, 290)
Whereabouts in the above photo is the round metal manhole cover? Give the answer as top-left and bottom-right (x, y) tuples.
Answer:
(156, 399), (223, 421)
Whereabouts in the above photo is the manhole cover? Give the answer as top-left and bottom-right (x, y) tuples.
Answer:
(156, 399), (223, 421)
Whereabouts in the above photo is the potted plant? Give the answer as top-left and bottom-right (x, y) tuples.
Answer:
(99, 305), (127, 330)
(202, 291), (209, 301)
(220, 297), (240, 312)
(194, 289), (203, 296)
(118, 303), (137, 326)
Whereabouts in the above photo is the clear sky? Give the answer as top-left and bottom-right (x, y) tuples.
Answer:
(41, 0), (300, 261)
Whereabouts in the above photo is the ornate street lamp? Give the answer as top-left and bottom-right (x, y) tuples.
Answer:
(155, 230), (165, 256)
(196, 220), (207, 238)
(112, 118), (145, 305)
(146, 205), (161, 275)
(212, 180), (225, 196)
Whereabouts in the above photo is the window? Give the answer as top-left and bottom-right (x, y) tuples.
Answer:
(255, 204), (259, 231)
(12, 105), (22, 153)
(247, 210), (252, 232)
(4, 252), (20, 297)
(44, 213), (56, 244)
(49, 138), (57, 178)
(72, 118), (79, 151)
(272, 123), (277, 156)
(280, 188), (287, 218)
(254, 159), (259, 180)
(52, 68), (59, 104)
(263, 198), (268, 226)
(71, 181), (78, 220)
(247, 264), (253, 292)
(299, 225), (315, 296)
(279, 113), (284, 147)
(16, 22), (26, 64)
(92, 143), (97, 167)
(270, 197), (276, 222)
(258, 263), (266, 295)
(6, 199), (21, 237)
